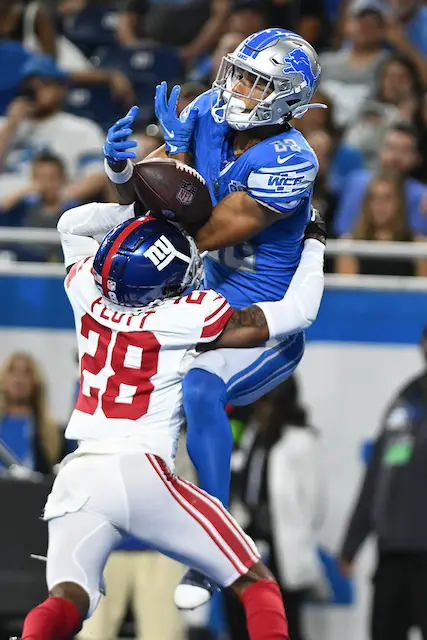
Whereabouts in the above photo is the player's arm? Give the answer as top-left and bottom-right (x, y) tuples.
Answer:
(105, 145), (189, 205)
(198, 224), (326, 350)
(57, 202), (135, 271)
(195, 191), (279, 252)
(196, 150), (318, 251)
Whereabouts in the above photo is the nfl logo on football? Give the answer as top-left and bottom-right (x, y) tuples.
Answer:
(176, 180), (197, 206)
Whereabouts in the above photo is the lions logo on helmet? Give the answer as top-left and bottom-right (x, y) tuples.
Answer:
(283, 48), (320, 90)
(211, 28), (324, 130)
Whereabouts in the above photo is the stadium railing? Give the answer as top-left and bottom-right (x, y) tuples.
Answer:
(1, 227), (427, 289)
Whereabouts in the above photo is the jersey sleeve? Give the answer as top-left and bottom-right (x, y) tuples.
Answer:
(198, 290), (234, 344)
(64, 255), (95, 308)
(247, 147), (318, 215)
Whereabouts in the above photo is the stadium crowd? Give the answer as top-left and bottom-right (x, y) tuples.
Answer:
(0, 0), (426, 273)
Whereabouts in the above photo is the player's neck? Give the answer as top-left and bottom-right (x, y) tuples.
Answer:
(233, 123), (291, 157)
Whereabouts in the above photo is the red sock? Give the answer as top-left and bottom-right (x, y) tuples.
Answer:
(22, 596), (82, 640)
(240, 579), (289, 640)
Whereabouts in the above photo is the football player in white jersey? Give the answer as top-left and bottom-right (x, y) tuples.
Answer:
(18, 199), (325, 640)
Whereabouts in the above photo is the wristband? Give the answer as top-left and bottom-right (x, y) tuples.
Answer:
(104, 159), (134, 184)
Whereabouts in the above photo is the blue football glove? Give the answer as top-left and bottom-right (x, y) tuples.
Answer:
(103, 105), (139, 164)
(154, 81), (199, 155)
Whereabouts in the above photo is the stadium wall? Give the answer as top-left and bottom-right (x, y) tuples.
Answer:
(0, 271), (425, 640)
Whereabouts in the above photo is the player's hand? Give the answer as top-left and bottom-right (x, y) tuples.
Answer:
(154, 81), (199, 155)
(304, 207), (326, 245)
(103, 106), (139, 164)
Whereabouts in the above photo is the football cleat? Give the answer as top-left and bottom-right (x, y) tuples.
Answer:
(174, 569), (218, 610)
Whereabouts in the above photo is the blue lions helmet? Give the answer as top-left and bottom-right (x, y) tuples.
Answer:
(93, 216), (203, 308)
(211, 28), (325, 130)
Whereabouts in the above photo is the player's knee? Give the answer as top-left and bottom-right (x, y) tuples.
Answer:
(183, 368), (227, 415)
(230, 561), (276, 598)
(50, 581), (90, 620)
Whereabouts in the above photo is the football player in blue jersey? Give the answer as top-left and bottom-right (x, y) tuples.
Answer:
(103, 28), (326, 608)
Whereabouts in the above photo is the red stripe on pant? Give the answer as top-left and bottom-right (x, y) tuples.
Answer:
(178, 475), (260, 559)
(157, 458), (258, 571)
(146, 455), (243, 573)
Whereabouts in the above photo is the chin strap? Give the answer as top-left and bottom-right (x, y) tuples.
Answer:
(291, 103), (328, 119)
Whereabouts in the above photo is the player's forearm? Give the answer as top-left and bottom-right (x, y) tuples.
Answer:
(256, 239), (325, 338)
(57, 201), (135, 267)
(105, 159), (137, 204)
(196, 193), (274, 252)
(212, 239), (325, 349)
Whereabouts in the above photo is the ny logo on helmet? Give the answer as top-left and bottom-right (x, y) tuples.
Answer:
(144, 235), (192, 272)
(144, 236), (177, 271)
(282, 48), (320, 89)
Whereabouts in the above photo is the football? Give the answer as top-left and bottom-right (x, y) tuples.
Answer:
(133, 158), (212, 234)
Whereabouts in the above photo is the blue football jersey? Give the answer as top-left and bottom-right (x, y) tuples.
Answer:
(187, 91), (318, 309)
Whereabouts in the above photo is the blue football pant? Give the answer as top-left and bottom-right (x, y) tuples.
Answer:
(183, 333), (305, 506)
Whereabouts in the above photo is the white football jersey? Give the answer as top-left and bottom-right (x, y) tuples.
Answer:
(64, 256), (233, 467)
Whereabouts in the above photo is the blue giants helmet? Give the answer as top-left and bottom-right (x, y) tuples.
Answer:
(211, 28), (325, 130)
(93, 216), (203, 307)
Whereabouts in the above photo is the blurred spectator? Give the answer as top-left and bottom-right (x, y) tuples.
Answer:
(190, 31), (242, 84)
(0, 0), (56, 57)
(385, 0), (427, 84)
(305, 130), (338, 232)
(116, 0), (228, 65)
(338, 327), (427, 639)
(335, 170), (427, 276)
(177, 81), (209, 113)
(375, 55), (425, 126)
(0, 55), (106, 203)
(0, 152), (78, 262)
(297, 0), (329, 51)
(320, 3), (390, 127)
(344, 55), (425, 169)
(0, 4), (134, 110)
(254, 0), (299, 32)
(227, 1), (268, 37)
(0, 0), (100, 74)
(132, 126), (163, 161)
(0, 40), (34, 117)
(57, 0), (96, 16)
(294, 90), (365, 195)
(0, 352), (61, 474)
(334, 123), (427, 238)
(225, 376), (326, 640)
